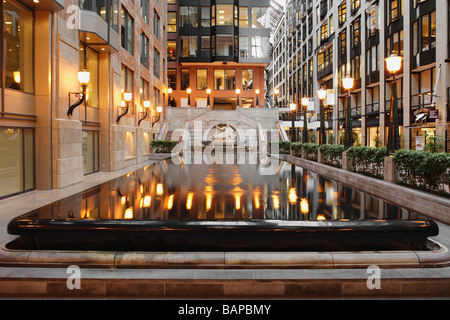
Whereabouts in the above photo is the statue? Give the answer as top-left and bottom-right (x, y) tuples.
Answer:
(210, 123), (236, 144)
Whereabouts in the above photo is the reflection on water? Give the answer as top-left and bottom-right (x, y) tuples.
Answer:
(33, 156), (421, 222)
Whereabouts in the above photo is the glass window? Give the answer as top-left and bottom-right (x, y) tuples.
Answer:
(180, 69), (189, 90)
(251, 36), (270, 58)
(168, 40), (177, 61)
(121, 7), (134, 55)
(168, 69), (177, 90)
(180, 6), (198, 27)
(338, 1), (346, 25)
(82, 130), (99, 175)
(80, 44), (99, 109)
(242, 69), (253, 90)
(110, 0), (119, 32)
(140, 0), (149, 24)
(201, 36), (211, 57)
(239, 7), (248, 27)
(216, 35), (233, 56)
(168, 12), (177, 32)
(352, 19), (360, 47)
(196, 69), (207, 90)
(251, 7), (268, 28)
(239, 36), (248, 57)
(167, 0), (176, 3)
(180, 36), (198, 57)
(153, 48), (160, 78)
(0, 128), (34, 197)
(214, 69), (235, 90)
(140, 32), (149, 68)
(4, 0), (33, 93)
(153, 10), (160, 39)
(216, 4), (233, 25)
(121, 64), (134, 113)
(201, 7), (210, 27)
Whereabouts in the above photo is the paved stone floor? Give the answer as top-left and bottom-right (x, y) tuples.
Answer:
(0, 158), (449, 299)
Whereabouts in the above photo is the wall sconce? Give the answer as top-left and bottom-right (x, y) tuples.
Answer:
(68, 69), (90, 117)
(117, 92), (132, 123)
(206, 88), (211, 108)
(167, 88), (173, 107)
(255, 89), (260, 107)
(187, 88), (192, 106)
(138, 100), (150, 126)
(152, 106), (163, 127)
(236, 88), (240, 107)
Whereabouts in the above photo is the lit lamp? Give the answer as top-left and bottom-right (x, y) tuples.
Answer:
(342, 75), (354, 149)
(236, 88), (241, 107)
(317, 87), (327, 145)
(152, 105), (163, 127)
(167, 87), (173, 107)
(68, 69), (90, 117)
(255, 89), (260, 107)
(301, 96), (309, 143)
(138, 100), (150, 126)
(290, 102), (297, 142)
(385, 53), (402, 154)
(206, 88), (211, 108)
(186, 88), (192, 107)
(274, 88), (279, 108)
(117, 92), (132, 123)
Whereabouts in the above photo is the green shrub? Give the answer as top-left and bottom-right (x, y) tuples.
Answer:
(394, 149), (450, 195)
(302, 143), (319, 161)
(269, 141), (291, 154)
(346, 146), (388, 178)
(151, 140), (178, 153)
(319, 144), (345, 168)
(290, 142), (303, 157)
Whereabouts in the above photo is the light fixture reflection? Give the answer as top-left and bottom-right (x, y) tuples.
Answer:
(156, 183), (164, 195)
(124, 207), (133, 219)
(317, 214), (326, 221)
(288, 188), (297, 204)
(143, 195), (151, 208)
(300, 198), (309, 214)
(186, 192), (194, 210)
(167, 195), (174, 210)
(272, 195), (280, 210)
(235, 194), (241, 210)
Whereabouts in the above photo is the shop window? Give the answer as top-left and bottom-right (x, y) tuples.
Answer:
(82, 130), (99, 175)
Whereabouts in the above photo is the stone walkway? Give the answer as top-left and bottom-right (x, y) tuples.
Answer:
(0, 156), (449, 298)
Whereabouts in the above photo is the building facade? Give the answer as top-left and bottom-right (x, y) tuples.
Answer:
(0, 0), (168, 198)
(270, 0), (449, 150)
(167, 0), (271, 110)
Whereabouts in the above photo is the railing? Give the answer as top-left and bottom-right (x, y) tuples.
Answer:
(365, 102), (379, 115)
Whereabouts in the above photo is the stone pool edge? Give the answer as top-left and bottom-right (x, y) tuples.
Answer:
(0, 239), (449, 269)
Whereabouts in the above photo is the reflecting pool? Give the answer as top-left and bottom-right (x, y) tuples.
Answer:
(7, 156), (438, 251)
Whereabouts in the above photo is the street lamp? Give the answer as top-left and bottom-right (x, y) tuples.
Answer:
(117, 92), (132, 123)
(68, 69), (90, 117)
(385, 53), (403, 154)
(274, 88), (279, 107)
(290, 102), (297, 142)
(255, 89), (260, 107)
(342, 75), (354, 149)
(187, 88), (192, 107)
(301, 96), (309, 143)
(318, 87), (327, 145)
(236, 88), (241, 107)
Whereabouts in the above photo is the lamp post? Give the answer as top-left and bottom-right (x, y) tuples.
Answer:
(301, 96), (309, 143)
(385, 53), (402, 154)
(206, 88), (211, 109)
(274, 88), (279, 108)
(67, 69), (90, 117)
(187, 88), (192, 107)
(236, 88), (240, 108)
(342, 75), (354, 149)
(290, 102), (297, 142)
(255, 89), (260, 107)
(318, 88), (327, 145)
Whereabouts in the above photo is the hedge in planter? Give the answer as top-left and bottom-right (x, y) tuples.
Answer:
(319, 144), (345, 168)
(269, 141), (291, 154)
(151, 140), (178, 153)
(302, 143), (319, 161)
(394, 149), (450, 196)
(290, 142), (303, 157)
(346, 146), (388, 178)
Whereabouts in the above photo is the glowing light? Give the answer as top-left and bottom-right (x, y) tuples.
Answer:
(156, 183), (164, 195)
(272, 195), (280, 210)
(235, 194), (241, 210)
(123, 92), (133, 102)
(124, 207), (133, 219)
(167, 195), (174, 210)
(77, 69), (90, 85)
(317, 214), (326, 221)
(206, 194), (212, 210)
(288, 188), (297, 204)
(121, 196), (127, 205)
(13, 71), (20, 84)
(143, 195), (151, 208)
(186, 192), (194, 210)
(300, 198), (309, 214)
